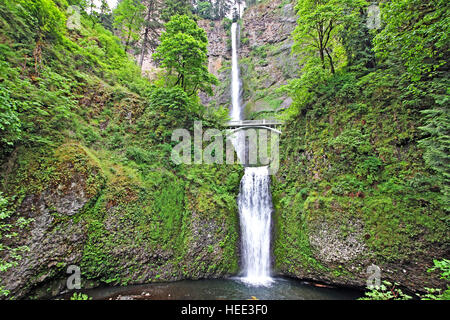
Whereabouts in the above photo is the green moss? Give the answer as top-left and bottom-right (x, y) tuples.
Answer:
(272, 70), (448, 285)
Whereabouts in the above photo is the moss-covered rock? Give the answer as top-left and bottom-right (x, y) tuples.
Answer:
(1, 140), (242, 299)
(239, 0), (299, 120)
(272, 74), (448, 292)
(0, 142), (105, 298)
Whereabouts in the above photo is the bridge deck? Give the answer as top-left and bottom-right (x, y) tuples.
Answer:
(225, 120), (283, 127)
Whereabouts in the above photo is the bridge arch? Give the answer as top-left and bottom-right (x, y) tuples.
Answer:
(225, 119), (283, 136)
(225, 125), (282, 136)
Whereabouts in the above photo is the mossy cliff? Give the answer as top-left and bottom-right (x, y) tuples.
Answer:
(1, 89), (242, 299)
(239, 0), (299, 120)
(1, 88), (242, 299)
(272, 68), (448, 293)
(0, 1), (241, 299)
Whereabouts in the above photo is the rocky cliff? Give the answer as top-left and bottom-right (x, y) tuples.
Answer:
(0, 82), (242, 300)
(139, 1), (299, 119)
(199, 0), (299, 119)
(239, 0), (299, 119)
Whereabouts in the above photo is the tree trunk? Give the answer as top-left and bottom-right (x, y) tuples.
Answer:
(139, 2), (154, 67)
(139, 28), (149, 67)
(319, 48), (325, 69)
(125, 30), (132, 52)
(325, 48), (335, 74)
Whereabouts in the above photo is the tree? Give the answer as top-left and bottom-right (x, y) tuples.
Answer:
(139, 0), (162, 67)
(161, 0), (193, 22)
(153, 15), (218, 96)
(16, 0), (66, 42)
(293, 0), (367, 74)
(99, 0), (113, 31)
(14, 0), (66, 73)
(341, 6), (376, 70)
(213, 0), (233, 20)
(113, 0), (146, 52)
(196, 1), (213, 19)
(193, 0), (234, 20)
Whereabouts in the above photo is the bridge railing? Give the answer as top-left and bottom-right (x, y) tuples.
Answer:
(225, 119), (284, 127)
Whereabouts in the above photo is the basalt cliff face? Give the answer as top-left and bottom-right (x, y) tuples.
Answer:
(239, 0), (299, 119)
(1, 133), (241, 300)
(199, 0), (299, 119)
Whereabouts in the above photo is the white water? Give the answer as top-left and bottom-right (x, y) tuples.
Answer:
(230, 22), (273, 286)
(231, 23), (242, 122)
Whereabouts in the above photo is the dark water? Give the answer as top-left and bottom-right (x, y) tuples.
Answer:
(69, 277), (362, 300)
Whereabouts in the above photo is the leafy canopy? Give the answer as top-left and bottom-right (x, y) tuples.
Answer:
(293, 0), (367, 74)
(14, 0), (66, 41)
(153, 14), (218, 96)
(373, 0), (449, 82)
(113, 0), (146, 51)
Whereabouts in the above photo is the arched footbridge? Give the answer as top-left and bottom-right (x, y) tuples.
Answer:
(225, 119), (283, 135)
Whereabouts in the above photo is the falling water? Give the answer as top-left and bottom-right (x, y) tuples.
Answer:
(230, 22), (273, 286)
(231, 23), (242, 122)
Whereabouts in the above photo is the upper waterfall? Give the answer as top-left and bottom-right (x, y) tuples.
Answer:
(231, 22), (242, 122)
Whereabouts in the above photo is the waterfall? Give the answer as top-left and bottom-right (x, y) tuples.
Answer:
(230, 22), (273, 286)
(231, 23), (242, 122)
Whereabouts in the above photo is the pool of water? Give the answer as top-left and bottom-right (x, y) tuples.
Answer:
(70, 277), (362, 300)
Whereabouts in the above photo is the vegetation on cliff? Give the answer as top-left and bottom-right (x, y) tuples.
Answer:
(0, 0), (240, 298)
(0, 0), (448, 301)
(273, 0), (449, 295)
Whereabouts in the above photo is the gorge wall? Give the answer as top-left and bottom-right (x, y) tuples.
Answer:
(198, 0), (299, 120)
(1, 95), (242, 299)
(1, 0), (447, 299)
(220, 0), (446, 293)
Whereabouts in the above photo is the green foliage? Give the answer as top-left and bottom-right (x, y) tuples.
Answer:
(275, 0), (449, 283)
(293, 0), (367, 74)
(222, 17), (232, 31)
(420, 287), (450, 300)
(421, 259), (450, 300)
(371, 0), (450, 209)
(113, 0), (146, 51)
(70, 292), (92, 300)
(0, 86), (22, 148)
(360, 260), (450, 300)
(373, 0), (449, 83)
(195, 1), (213, 19)
(137, 86), (203, 147)
(428, 259), (450, 281)
(328, 128), (372, 161)
(153, 15), (218, 96)
(160, 0), (192, 22)
(418, 104), (450, 208)
(203, 0), (233, 21)
(0, 0), (241, 298)
(284, 0), (370, 118)
(358, 281), (412, 300)
(149, 86), (202, 118)
(14, 0), (66, 41)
